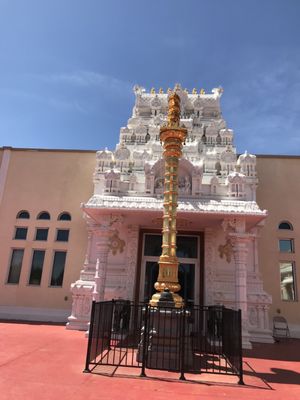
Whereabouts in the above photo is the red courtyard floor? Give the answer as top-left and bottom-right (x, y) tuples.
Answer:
(0, 322), (299, 400)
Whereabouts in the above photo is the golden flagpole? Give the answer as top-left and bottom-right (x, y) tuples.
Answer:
(150, 90), (187, 308)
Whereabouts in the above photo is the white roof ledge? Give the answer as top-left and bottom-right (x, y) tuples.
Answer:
(83, 195), (267, 217)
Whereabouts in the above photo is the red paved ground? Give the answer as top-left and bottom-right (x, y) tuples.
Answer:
(1, 322), (300, 399)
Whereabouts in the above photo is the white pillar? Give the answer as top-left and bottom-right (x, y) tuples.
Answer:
(93, 259), (101, 302)
(66, 221), (99, 330)
(95, 227), (111, 301)
(204, 227), (215, 306)
(125, 225), (139, 301)
(67, 214), (118, 331)
(247, 225), (273, 343)
(83, 228), (93, 271)
(231, 233), (252, 348)
(79, 221), (99, 281)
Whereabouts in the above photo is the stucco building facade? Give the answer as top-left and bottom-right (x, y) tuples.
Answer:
(0, 85), (299, 347)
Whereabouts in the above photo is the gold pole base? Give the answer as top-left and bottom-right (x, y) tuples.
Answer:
(149, 291), (184, 308)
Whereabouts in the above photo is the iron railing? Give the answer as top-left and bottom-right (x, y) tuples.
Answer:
(84, 300), (243, 384)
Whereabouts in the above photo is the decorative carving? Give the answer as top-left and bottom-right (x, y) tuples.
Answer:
(115, 146), (130, 160)
(98, 214), (124, 229)
(151, 96), (161, 108)
(108, 230), (125, 255)
(178, 175), (191, 194)
(220, 148), (236, 163)
(205, 228), (215, 305)
(218, 239), (233, 263)
(167, 92), (181, 128)
(92, 259), (101, 302)
(154, 177), (164, 189)
(193, 96), (202, 110)
(97, 149), (113, 160)
(222, 217), (246, 234)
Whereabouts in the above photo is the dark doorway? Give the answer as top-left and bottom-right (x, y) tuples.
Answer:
(140, 233), (202, 305)
(143, 261), (195, 306)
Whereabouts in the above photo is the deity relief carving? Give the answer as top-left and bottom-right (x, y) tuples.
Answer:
(220, 148), (236, 163)
(151, 96), (161, 109)
(249, 307), (258, 327)
(115, 146), (130, 160)
(108, 230), (125, 255)
(154, 177), (164, 192)
(218, 239), (233, 263)
(178, 175), (191, 194)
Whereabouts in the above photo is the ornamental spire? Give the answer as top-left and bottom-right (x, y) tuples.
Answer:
(167, 91), (181, 128)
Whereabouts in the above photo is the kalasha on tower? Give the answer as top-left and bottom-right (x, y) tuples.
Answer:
(67, 84), (273, 348)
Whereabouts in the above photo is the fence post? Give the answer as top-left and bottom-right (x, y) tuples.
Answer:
(140, 305), (149, 377)
(238, 309), (244, 385)
(83, 300), (96, 373)
(179, 309), (186, 381)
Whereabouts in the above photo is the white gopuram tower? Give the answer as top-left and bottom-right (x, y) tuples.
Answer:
(67, 84), (273, 348)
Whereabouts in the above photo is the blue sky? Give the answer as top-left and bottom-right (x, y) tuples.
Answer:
(0, 0), (300, 154)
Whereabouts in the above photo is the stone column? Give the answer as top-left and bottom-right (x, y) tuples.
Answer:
(80, 221), (98, 280)
(95, 227), (111, 301)
(67, 214), (121, 331)
(83, 228), (94, 271)
(230, 233), (252, 348)
(92, 259), (101, 302)
(247, 224), (273, 343)
(66, 221), (100, 331)
(204, 227), (215, 306)
(125, 225), (139, 301)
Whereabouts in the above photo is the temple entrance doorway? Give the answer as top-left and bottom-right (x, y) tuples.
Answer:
(139, 233), (203, 306)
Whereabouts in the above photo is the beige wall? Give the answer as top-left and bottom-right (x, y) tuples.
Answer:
(0, 148), (95, 317)
(257, 156), (300, 331)
(1, 149), (299, 331)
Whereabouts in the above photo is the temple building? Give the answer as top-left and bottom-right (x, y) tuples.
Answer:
(0, 85), (299, 348)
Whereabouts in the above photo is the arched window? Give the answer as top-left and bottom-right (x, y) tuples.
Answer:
(58, 212), (71, 221)
(16, 210), (30, 219)
(37, 211), (51, 220)
(278, 221), (293, 230)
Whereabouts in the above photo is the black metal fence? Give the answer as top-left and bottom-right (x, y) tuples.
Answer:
(84, 300), (243, 384)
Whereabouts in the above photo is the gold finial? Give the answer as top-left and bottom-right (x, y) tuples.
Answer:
(200, 88), (205, 94)
(192, 88), (197, 94)
(184, 88), (189, 94)
(167, 87), (172, 94)
(159, 88), (164, 94)
(167, 92), (181, 127)
(150, 87), (156, 94)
